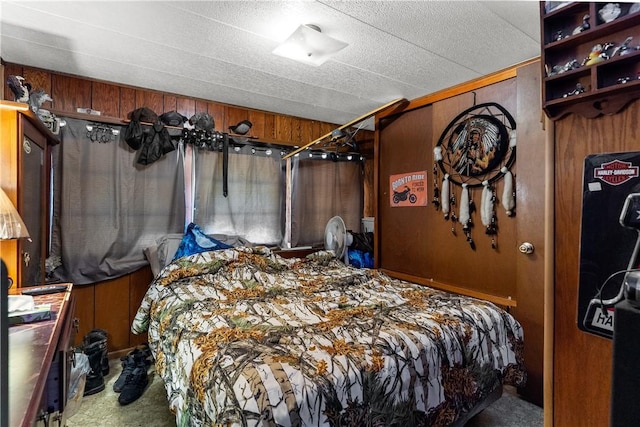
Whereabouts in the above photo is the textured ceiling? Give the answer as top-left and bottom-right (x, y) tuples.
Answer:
(0, 1), (541, 128)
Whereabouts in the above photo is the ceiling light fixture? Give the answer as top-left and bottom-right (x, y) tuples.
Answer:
(273, 24), (348, 66)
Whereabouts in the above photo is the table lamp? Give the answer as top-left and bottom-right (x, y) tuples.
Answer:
(1, 187), (30, 427)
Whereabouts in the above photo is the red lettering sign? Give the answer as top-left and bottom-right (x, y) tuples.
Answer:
(594, 160), (639, 186)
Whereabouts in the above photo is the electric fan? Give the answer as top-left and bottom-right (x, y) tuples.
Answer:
(324, 216), (354, 264)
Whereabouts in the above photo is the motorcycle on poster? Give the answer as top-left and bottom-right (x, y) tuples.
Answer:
(389, 171), (428, 207)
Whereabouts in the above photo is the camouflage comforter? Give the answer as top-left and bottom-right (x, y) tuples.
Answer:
(132, 246), (526, 427)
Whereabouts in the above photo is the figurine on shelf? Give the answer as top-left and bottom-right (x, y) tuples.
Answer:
(583, 44), (601, 66)
(548, 59), (580, 76)
(562, 59), (580, 73)
(563, 83), (586, 98)
(583, 43), (613, 66)
(547, 65), (563, 77)
(599, 3), (622, 23)
(573, 14), (591, 35)
(555, 30), (564, 42)
(6, 75), (31, 103)
(600, 41), (618, 60)
(617, 37), (634, 56)
(28, 89), (52, 113)
(618, 76), (632, 84)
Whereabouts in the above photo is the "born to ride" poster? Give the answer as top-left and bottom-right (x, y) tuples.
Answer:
(389, 171), (428, 207)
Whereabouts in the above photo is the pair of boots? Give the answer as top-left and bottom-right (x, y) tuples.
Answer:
(114, 343), (152, 405)
(82, 328), (109, 396)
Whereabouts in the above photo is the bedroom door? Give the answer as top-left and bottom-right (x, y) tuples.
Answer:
(512, 61), (547, 407)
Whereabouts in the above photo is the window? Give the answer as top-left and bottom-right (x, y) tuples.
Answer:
(192, 147), (285, 245)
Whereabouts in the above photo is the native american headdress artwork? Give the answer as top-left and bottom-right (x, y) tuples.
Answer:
(433, 101), (516, 250)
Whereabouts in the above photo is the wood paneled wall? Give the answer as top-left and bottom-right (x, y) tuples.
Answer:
(552, 101), (640, 425)
(73, 267), (152, 351)
(378, 80), (518, 297)
(1, 62), (367, 147)
(1, 61), (372, 352)
(375, 61), (546, 407)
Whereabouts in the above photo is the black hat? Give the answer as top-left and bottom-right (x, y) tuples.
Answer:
(127, 107), (158, 123)
(229, 120), (252, 135)
(189, 112), (215, 132)
(159, 111), (188, 127)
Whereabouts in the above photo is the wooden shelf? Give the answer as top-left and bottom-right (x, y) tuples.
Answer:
(541, 2), (640, 119)
(48, 108), (304, 148)
(1, 101), (61, 145)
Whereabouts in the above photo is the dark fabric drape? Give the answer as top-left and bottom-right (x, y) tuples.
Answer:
(51, 118), (184, 285)
(290, 159), (363, 247)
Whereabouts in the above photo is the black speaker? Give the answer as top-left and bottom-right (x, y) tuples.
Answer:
(611, 299), (640, 426)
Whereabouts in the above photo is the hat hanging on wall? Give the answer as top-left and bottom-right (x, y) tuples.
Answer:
(189, 112), (215, 132)
(159, 111), (188, 127)
(229, 120), (252, 135)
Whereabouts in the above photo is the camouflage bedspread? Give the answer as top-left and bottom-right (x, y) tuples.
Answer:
(132, 246), (526, 427)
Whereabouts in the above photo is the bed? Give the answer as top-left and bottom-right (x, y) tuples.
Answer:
(132, 245), (526, 427)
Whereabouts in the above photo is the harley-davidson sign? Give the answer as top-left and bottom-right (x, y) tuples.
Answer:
(594, 160), (639, 186)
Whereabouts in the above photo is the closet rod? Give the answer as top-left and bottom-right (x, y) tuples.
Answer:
(49, 109), (125, 126)
(49, 109), (192, 131)
(48, 109), (302, 148)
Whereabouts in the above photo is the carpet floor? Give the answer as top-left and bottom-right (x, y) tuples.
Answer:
(67, 359), (543, 426)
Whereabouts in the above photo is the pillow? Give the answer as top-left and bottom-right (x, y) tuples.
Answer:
(210, 234), (253, 248)
(173, 223), (232, 260)
(143, 244), (161, 278)
(156, 233), (184, 269)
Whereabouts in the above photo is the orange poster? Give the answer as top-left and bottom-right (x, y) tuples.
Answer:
(389, 171), (428, 207)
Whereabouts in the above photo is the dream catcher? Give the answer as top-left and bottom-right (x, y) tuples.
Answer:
(433, 101), (516, 250)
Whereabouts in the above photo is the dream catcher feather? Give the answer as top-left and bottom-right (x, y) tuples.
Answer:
(433, 101), (516, 250)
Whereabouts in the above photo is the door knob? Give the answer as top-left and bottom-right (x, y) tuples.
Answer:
(519, 242), (535, 254)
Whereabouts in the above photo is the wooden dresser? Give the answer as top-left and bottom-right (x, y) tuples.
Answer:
(8, 284), (76, 427)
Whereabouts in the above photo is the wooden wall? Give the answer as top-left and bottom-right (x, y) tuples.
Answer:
(552, 100), (640, 425)
(72, 267), (152, 352)
(1, 61), (374, 353)
(374, 61), (546, 407)
(377, 81), (518, 296)
(1, 62), (348, 146)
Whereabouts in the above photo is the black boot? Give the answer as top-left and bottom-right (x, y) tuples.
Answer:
(113, 343), (152, 392)
(84, 328), (109, 376)
(83, 341), (105, 396)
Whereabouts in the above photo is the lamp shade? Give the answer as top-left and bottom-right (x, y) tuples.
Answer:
(0, 188), (29, 240)
(273, 24), (348, 66)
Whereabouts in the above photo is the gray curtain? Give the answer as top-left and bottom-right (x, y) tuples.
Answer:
(51, 118), (184, 285)
(193, 147), (284, 245)
(290, 158), (364, 247)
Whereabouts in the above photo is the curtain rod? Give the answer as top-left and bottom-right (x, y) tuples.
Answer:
(49, 109), (359, 154)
